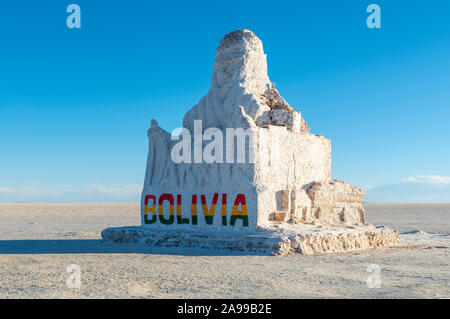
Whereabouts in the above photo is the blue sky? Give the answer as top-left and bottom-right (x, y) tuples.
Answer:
(0, 0), (449, 202)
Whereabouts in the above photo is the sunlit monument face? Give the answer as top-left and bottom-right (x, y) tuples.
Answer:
(102, 29), (399, 256)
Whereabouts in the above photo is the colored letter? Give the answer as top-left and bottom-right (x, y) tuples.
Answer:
(158, 193), (175, 225)
(176, 194), (189, 224)
(230, 194), (249, 227)
(221, 193), (227, 226)
(201, 193), (218, 224)
(144, 195), (157, 224)
(191, 195), (198, 225)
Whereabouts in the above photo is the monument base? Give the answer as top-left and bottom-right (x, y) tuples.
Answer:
(101, 224), (399, 256)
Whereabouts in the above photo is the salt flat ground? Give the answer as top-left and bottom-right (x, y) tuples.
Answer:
(0, 203), (448, 299)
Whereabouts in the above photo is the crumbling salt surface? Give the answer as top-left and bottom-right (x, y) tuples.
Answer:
(102, 225), (399, 256)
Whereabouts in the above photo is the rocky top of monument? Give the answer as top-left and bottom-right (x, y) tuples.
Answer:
(183, 29), (309, 133)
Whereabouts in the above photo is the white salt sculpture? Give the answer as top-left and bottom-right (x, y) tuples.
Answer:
(102, 30), (399, 255)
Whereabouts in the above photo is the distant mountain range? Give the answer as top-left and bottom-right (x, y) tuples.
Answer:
(366, 176), (450, 203)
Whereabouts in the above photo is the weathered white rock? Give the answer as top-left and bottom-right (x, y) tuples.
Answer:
(305, 180), (366, 226)
(102, 29), (399, 254)
(183, 29), (308, 132)
(307, 180), (366, 205)
(102, 224), (399, 256)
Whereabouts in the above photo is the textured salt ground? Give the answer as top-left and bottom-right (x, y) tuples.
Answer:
(0, 203), (448, 298)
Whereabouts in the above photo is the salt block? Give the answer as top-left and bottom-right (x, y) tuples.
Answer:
(102, 224), (399, 256)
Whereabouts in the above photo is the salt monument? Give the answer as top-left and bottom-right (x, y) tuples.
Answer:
(102, 29), (399, 255)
